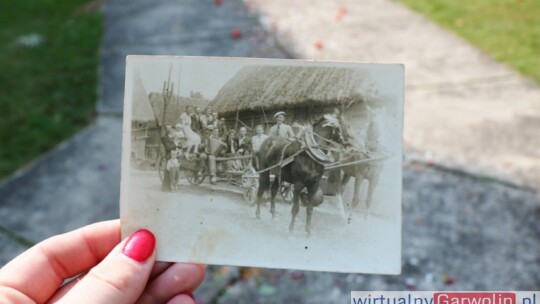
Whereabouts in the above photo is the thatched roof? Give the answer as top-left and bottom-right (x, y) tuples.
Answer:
(148, 92), (208, 126)
(210, 66), (366, 114)
(132, 69), (155, 122)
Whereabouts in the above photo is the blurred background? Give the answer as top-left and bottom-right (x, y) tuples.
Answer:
(1, 0), (539, 302)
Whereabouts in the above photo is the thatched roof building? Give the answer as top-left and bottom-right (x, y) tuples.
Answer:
(210, 66), (367, 115)
(132, 69), (155, 122)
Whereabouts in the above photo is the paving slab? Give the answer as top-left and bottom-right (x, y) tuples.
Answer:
(0, 116), (122, 247)
(248, 0), (540, 189)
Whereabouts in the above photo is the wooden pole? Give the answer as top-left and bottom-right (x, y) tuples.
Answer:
(175, 67), (181, 123)
(161, 65), (173, 135)
(235, 108), (239, 130)
(156, 65), (174, 166)
(260, 106), (268, 132)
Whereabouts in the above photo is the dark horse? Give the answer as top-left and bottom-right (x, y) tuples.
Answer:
(255, 115), (346, 234)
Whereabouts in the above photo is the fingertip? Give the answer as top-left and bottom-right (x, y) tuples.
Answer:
(184, 263), (206, 284)
(196, 263), (206, 270)
(141, 263), (206, 302)
(167, 294), (195, 304)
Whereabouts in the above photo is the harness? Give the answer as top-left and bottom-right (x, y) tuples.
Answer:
(255, 127), (389, 178)
(255, 126), (342, 177)
(256, 141), (305, 174)
(303, 127), (345, 166)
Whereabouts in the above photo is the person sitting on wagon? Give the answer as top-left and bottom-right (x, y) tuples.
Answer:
(206, 126), (226, 154)
(224, 129), (242, 170)
(237, 127), (251, 154)
(225, 129), (238, 154)
(179, 105), (193, 127)
(322, 107), (345, 162)
(237, 126), (252, 168)
(268, 111), (295, 140)
(177, 111), (201, 161)
(198, 107), (216, 142)
(213, 112), (227, 138)
(173, 124), (185, 148)
(199, 107), (214, 130)
(210, 127), (221, 140)
(191, 106), (203, 134)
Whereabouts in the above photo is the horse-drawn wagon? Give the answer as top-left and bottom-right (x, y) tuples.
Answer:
(157, 136), (301, 205)
(150, 64), (389, 234)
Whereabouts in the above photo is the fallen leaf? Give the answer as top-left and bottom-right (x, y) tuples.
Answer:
(334, 6), (348, 21)
(231, 28), (242, 39)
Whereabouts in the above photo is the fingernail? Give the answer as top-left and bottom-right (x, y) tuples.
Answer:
(122, 229), (155, 262)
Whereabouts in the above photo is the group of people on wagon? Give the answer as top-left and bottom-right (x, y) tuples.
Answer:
(221, 111), (297, 170)
(161, 105), (224, 191)
(161, 107), (297, 191)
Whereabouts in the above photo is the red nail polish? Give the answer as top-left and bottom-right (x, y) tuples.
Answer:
(122, 229), (155, 262)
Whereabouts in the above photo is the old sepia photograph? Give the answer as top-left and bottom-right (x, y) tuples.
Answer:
(120, 56), (404, 274)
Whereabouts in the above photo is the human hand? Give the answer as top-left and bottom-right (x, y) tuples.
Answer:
(0, 220), (205, 304)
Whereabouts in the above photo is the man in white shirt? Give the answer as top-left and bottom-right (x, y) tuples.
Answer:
(268, 111), (295, 139)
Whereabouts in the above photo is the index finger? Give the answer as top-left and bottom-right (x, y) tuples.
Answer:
(0, 220), (120, 303)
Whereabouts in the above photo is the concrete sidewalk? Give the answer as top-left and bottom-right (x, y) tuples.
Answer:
(1, 0), (539, 301)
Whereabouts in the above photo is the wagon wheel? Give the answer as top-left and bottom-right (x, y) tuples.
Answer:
(242, 166), (258, 205)
(186, 168), (205, 185)
(280, 183), (294, 204)
(158, 156), (167, 182)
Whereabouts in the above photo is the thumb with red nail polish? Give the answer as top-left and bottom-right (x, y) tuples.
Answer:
(55, 229), (157, 304)
(123, 229), (156, 262)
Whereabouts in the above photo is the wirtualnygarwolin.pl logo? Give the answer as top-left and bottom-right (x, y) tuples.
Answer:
(351, 292), (539, 304)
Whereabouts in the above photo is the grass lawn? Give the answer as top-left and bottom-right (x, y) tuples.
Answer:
(397, 0), (540, 83)
(0, 0), (102, 180)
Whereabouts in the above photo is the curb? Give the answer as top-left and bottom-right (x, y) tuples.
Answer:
(0, 119), (100, 199)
